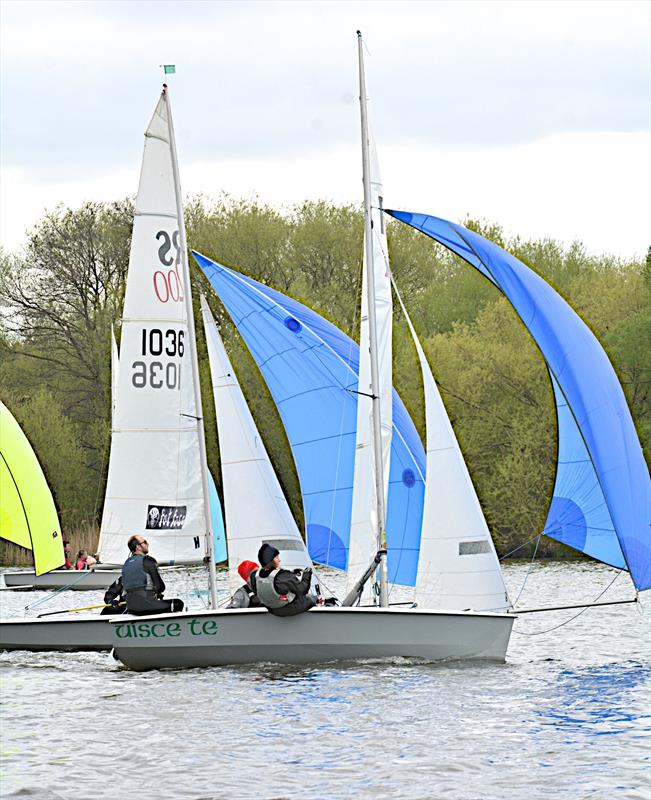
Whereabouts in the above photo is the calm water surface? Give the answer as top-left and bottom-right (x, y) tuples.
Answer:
(1, 562), (649, 800)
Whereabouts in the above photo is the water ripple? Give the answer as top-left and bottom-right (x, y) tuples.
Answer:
(1, 562), (649, 800)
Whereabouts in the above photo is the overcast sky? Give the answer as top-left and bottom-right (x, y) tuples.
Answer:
(1, 0), (649, 258)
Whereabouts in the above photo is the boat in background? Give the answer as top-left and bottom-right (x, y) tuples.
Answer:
(0, 568), (121, 592)
(97, 82), (218, 571)
(0, 83), (220, 650)
(0, 401), (65, 576)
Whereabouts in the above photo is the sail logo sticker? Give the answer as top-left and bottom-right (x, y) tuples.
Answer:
(146, 505), (187, 529)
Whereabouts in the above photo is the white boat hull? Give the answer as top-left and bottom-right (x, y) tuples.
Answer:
(0, 614), (116, 652)
(112, 606), (515, 670)
(0, 569), (121, 591)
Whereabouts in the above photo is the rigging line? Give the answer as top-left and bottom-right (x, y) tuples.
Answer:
(24, 569), (99, 611)
(510, 534), (542, 608)
(499, 531), (544, 560)
(513, 570), (622, 636)
(313, 571), (340, 602)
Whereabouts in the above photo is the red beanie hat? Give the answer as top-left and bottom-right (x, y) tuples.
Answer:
(237, 560), (259, 582)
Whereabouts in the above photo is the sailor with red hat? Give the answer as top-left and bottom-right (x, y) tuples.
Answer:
(227, 560), (262, 609)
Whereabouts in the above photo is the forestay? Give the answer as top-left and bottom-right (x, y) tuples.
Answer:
(194, 252), (426, 587)
(0, 401), (65, 575)
(389, 210), (651, 592)
(98, 92), (208, 567)
(200, 297), (310, 593)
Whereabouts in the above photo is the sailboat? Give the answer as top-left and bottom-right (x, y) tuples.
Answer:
(0, 401), (65, 581)
(97, 86), (217, 572)
(0, 84), (220, 650)
(0, 401), (117, 591)
(110, 34), (517, 670)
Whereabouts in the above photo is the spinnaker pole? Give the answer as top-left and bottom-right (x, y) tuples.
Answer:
(357, 31), (389, 608)
(164, 84), (219, 609)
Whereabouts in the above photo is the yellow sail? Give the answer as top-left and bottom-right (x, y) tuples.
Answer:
(0, 401), (65, 574)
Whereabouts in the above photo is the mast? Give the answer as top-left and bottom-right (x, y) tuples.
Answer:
(164, 84), (219, 608)
(357, 31), (389, 607)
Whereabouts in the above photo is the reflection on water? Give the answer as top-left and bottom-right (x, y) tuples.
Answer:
(0, 562), (649, 800)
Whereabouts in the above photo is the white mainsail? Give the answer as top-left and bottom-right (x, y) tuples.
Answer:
(98, 91), (209, 567)
(394, 287), (510, 611)
(200, 297), (312, 594)
(346, 78), (393, 598)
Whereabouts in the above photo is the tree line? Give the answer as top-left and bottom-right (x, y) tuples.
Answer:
(1, 196), (648, 562)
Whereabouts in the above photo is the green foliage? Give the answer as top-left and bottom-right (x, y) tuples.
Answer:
(423, 299), (554, 552)
(0, 200), (132, 496)
(1, 195), (647, 557)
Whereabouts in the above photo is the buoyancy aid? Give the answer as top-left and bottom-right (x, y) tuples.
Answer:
(255, 568), (296, 609)
(121, 554), (154, 592)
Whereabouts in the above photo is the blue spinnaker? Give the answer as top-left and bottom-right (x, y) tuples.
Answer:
(208, 471), (227, 564)
(194, 252), (425, 586)
(388, 210), (650, 591)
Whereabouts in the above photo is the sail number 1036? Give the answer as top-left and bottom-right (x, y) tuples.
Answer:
(132, 328), (184, 390)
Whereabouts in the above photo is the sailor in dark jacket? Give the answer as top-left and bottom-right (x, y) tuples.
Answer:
(255, 543), (316, 617)
(121, 535), (184, 616)
(100, 576), (127, 615)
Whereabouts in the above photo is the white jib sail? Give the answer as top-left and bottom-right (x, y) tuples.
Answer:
(346, 130), (393, 596)
(98, 92), (208, 566)
(111, 324), (119, 426)
(393, 287), (511, 612)
(200, 297), (312, 595)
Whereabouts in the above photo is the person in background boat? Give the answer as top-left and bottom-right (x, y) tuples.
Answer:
(63, 538), (72, 570)
(255, 544), (317, 617)
(74, 550), (89, 570)
(121, 535), (184, 616)
(86, 554), (97, 568)
(100, 576), (127, 616)
(227, 560), (262, 609)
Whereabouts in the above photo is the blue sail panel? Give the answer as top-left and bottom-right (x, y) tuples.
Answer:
(544, 374), (625, 568)
(388, 210), (650, 591)
(194, 251), (425, 585)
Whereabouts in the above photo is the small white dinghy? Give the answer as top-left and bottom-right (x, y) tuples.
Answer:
(113, 34), (649, 672)
(0, 568), (121, 592)
(113, 35), (517, 671)
(111, 606), (514, 670)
